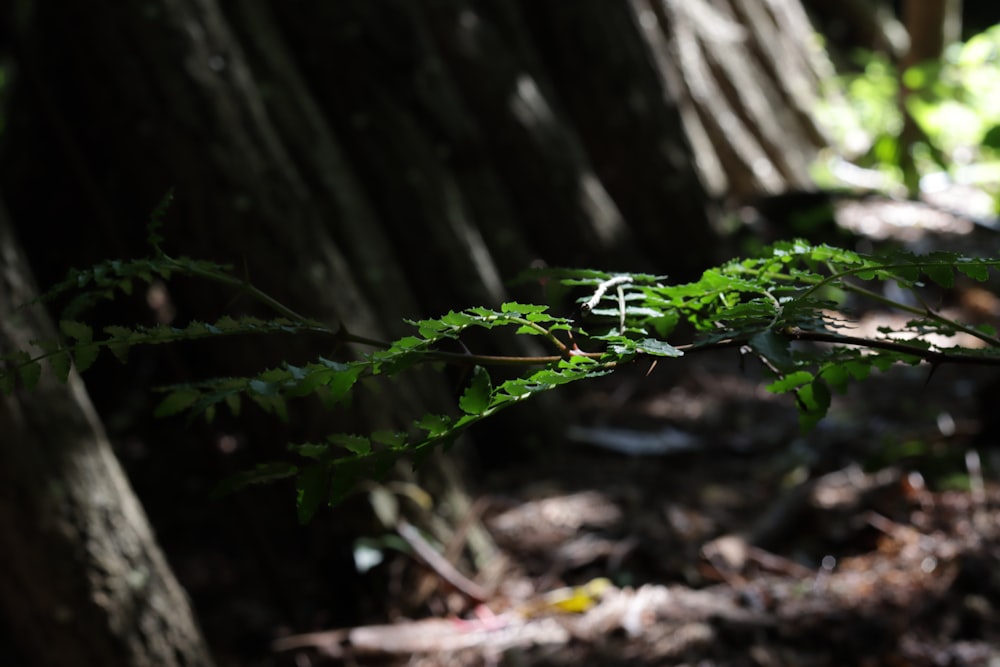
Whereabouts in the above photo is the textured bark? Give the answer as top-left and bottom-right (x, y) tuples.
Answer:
(0, 200), (215, 667)
(0, 0), (727, 518)
(7, 0), (455, 422)
(639, 0), (840, 198)
(0, 0), (841, 660)
(516, 0), (718, 276)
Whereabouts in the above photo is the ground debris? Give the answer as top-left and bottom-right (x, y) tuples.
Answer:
(272, 347), (1000, 666)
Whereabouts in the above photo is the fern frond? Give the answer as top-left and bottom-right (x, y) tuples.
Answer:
(147, 188), (174, 253)
(13, 229), (1000, 520)
(0, 316), (335, 393)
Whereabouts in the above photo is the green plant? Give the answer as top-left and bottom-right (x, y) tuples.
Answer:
(815, 24), (1000, 206)
(5, 204), (1000, 521)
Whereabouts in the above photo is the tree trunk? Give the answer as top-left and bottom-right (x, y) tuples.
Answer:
(0, 0), (842, 660)
(0, 199), (215, 667)
(901, 0), (962, 68)
(641, 0), (840, 199)
(897, 0), (962, 190)
(803, 0), (909, 57)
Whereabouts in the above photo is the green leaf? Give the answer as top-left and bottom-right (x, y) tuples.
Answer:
(390, 336), (426, 351)
(797, 379), (831, 431)
(213, 461), (298, 498)
(501, 302), (549, 315)
(328, 433), (372, 455)
(288, 442), (329, 460)
(633, 338), (683, 357)
(296, 463), (330, 524)
(821, 363), (851, 394)
(982, 123), (1000, 150)
(18, 360), (42, 391)
(459, 365), (492, 415)
(976, 323), (997, 338)
(328, 455), (381, 506)
(922, 264), (954, 288)
(845, 359), (872, 381)
(147, 188), (174, 252)
(956, 261), (989, 281)
(648, 313), (679, 338)
(767, 371), (814, 393)
(248, 379), (280, 396)
(372, 430), (408, 449)
(0, 371), (14, 394)
(750, 331), (796, 373)
(48, 349), (72, 383)
(870, 355), (897, 372)
(467, 306), (501, 319)
(154, 389), (201, 418)
(250, 394), (288, 422)
(224, 392), (242, 416)
(73, 344), (100, 373)
(416, 413), (452, 438)
(59, 320), (93, 343)
(325, 364), (365, 403)
(103, 325), (133, 363)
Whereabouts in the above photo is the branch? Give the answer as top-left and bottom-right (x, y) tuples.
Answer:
(785, 328), (1000, 366)
(841, 281), (1000, 348)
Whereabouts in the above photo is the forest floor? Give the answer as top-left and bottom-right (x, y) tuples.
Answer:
(257, 338), (1000, 667)
(466, 354), (1000, 667)
(117, 205), (1000, 666)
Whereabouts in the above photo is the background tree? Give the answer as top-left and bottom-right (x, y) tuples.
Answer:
(0, 200), (215, 667)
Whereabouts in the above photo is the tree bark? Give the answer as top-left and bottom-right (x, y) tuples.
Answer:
(900, 0), (962, 69)
(0, 0), (843, 660)
(640, 0), (840, 199)
(897, 0), (962, 190)
(0, 199), (215, 667)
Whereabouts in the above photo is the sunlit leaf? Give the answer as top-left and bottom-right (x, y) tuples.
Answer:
(633, 338), (683, 357)
(797, 379), (831, 431)
(416, 413), (451, 437)
(459, 365), (492, 415)
(501, 302), (549, 314)
(767, 371), (814, 394)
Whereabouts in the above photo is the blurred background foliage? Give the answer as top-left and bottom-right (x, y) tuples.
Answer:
(815, 23), (1000, 210)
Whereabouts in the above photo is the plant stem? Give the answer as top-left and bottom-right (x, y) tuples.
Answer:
(841, 281), (1000, 348)
(508, 316), (570, 356)
(172, 255), (317, 324)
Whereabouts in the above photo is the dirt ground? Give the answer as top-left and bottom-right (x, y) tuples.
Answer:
(100, 202), (1000, 666)
(246, 338), (1000, 667)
